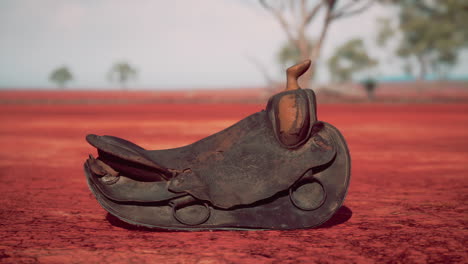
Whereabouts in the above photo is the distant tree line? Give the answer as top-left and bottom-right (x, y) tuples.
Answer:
(260, 0), (377, 88)
(270, 0), (467, 83)
(378, 0), (468, 81)
(260, 0), (468, 100)
(49, 62), (137, 89)
(50, 0), (467, 98)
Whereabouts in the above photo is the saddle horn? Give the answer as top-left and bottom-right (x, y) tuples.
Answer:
(276, 59), (313, 147)
(286, 59), (311, 91)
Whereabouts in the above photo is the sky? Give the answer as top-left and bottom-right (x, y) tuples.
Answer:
(0, 0), (467, 89)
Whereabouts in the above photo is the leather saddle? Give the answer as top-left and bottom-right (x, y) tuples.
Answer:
(84, 60), (350, 230)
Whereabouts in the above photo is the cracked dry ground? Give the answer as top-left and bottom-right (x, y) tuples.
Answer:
(0, 100), (467, 263)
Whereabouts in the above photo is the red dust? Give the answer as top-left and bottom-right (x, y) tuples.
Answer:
(0, 91), (467, 263)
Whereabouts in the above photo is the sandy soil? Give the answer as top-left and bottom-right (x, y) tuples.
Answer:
(0, 92), (467, 263)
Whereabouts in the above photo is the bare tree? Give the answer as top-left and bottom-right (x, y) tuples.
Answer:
(260, 0), (376, 88)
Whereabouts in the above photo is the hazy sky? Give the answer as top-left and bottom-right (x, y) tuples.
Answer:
(0, 0), (466, 89)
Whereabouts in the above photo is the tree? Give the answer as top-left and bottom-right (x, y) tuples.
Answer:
(328, 38), (377, 82)
(378, 0), (468, 81)
(277, 40), (314, 69)
(361, 78), (378, 100)
(260, 0), (376, 88)
(108, 62), (137, 89)
(49, 66), (73, 89)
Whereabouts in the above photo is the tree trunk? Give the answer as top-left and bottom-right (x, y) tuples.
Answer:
(304, 9), (332, 89)
(297, 31), (312, 89)
(416, 55), (427, 82)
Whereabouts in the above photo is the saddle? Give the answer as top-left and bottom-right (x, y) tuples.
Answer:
(84, 60), (350, 230)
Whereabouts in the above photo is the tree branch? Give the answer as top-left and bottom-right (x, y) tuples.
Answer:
(310, 5), (333, 63)
(332, 0), (376, 20)
(301, 0), (307, 24)
(332, 0), (359, 15)
(260, 0), (299, 46)
(289, 0), (296, 16)
(304, 1), (325, 25)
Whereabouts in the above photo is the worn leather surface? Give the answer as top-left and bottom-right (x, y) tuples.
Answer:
(82, 88), (349, 229)
(87, 89), (337, 209)
(84, 122), (349, 230)
(164, 113), (335, 209)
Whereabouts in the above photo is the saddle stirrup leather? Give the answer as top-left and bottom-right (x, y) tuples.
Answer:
(83, 60), (351, 230)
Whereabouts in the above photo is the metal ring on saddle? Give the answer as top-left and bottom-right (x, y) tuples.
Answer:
(289, 178), (327, 211)
(170, 196), (211, 226)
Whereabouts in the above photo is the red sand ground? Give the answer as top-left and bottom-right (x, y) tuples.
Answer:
(0, 91), (467, 263)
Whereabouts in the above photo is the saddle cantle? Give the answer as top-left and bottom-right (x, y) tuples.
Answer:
(84, 60), (351, 230)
